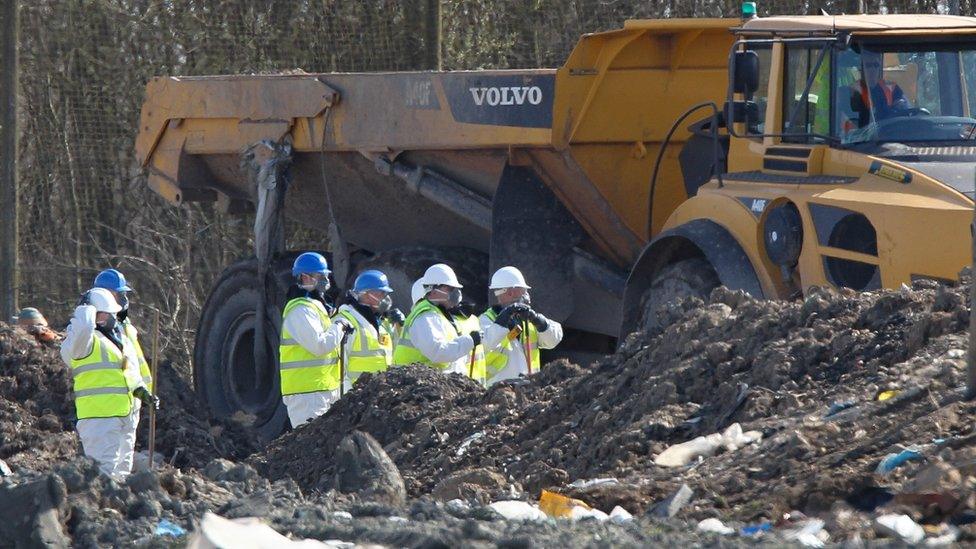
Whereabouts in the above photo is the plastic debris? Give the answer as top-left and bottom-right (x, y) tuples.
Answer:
(186, 512), (350, 548)
(740, 522), (772, 537)
(650, 483), (694, 518)
(875, 514), (925, 544)
(455, 431), (485, 457)
(567, 477), (619, 489)
(388, 516), (408, 523)
(877, 390), (900, 401)
(875, 448), (923, 475)
(784, 519), (826, 548)
(655, 423), (762, 467)
(924, 525), (959, 547)
(331, 511), (353, 520)
(539, 490), (591, 518)
(609, 506), (633, 524)
(824, 400), (855, 418)
(569, 506), (609, 522)
(0, 459), (11, 476)
(697, 518), (734, 535)
(488, 501), (547, 521)
(155, 519), (186, 538)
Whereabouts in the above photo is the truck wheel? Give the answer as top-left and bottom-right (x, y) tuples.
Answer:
(193, 256), (295, 442)
(353, 246), (489, 314)
(639, 257), (719, 333)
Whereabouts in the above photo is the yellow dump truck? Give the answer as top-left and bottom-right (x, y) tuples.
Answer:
(137, 12), (976, 437)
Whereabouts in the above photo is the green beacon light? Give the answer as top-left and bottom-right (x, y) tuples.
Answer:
(742, 2), (757, 19)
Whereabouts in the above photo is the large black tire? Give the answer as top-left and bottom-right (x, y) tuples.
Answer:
(193, 255), (300, 442)
(352, 246), (489, 314)
(639, 257), (720, 334)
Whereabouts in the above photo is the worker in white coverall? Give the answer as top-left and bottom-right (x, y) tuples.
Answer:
(60, 288), (158, 480)
(393, 264), (487, 382)
(335, 270), (398, 392)
(480, 266), (563, 385)
(279, 252), (351, 428)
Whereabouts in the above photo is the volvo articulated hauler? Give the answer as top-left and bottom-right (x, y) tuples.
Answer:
(137, 11), (976, 437)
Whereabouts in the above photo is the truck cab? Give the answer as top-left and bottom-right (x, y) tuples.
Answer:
(623, 13), (976, 334)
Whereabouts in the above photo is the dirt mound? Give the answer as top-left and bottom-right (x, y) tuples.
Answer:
(254, 365), (485, 493)
(256, 276), (976, 542)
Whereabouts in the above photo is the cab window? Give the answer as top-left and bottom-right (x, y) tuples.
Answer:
(782, 44), (832, 143)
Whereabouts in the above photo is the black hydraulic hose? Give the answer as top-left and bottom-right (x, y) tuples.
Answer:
(646, 101), (724, 237)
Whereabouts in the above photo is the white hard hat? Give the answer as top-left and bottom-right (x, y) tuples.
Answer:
(411, 279), (426, 304)
(419, 263), (463, 288)
(88, 288), (122, 314)
(489, 266), (530, 290)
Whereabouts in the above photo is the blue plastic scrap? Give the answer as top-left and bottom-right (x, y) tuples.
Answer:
(155, 519), (186, 538)
(740, 522), (772, 537)
(875, 448), (923, 475)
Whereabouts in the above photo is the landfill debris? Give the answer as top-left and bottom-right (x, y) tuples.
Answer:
(650, 483), (694, 518)
(155, 519), (187, 538)
(823, 400), (855, 418)
(0, 459), (11, 476)
(654, 423), (761, 467)
(783, 519), (827, 548)
(539, 490), (591, 518)
(569, 505), (609, 522)
(876, 390), (900, 401)
(609, 506), (633, 524)
(875, 448), (924, 476)
(331, 511), (353, 520)
(697, 518), (735, 535)
(740, 522), (772, 537)
(186, 512), (343, 549)
(455, 431), (486, 457)
(923, 525), (959, 546)
(488, 501), (547, 522)
(567, 477), (619, 489)
(875, 513), (925, 544)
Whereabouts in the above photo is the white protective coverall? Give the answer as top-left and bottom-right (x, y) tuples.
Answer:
(61, 305), (146, 479)
(280, 301), (346, 427)
(480, 311), (564, 385)
(405, 308), (476, 375)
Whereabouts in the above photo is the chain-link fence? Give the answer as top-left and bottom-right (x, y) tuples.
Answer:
(1, 0), (967, 368)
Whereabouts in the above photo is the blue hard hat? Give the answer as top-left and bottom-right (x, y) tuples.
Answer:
(353, 270), (393, 293)
(292, 252), (330, 277)
(93, 269), (132, 292)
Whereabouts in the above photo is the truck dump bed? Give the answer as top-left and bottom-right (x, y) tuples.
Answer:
(136, 18), (737, 334)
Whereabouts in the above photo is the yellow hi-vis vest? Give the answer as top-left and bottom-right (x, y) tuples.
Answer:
(336, 306), (393, 384)
(482, 308), (540, 378)
(122, 321), (153, 392)
(71, 332), (133, 420)
(393, 300), (487, 383)
(279, 297), (340, 395)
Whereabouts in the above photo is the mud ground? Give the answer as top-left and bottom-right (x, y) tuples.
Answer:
(5, 276), (976, 546)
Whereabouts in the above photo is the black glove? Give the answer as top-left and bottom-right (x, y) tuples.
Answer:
(527, 309), (549, 331)
(386, 308), (405, 325)
(494, 303), (530, 329)
(133, 387), (160, 410)
(76, 290), (92, 306)
(469, 330), (482, 346)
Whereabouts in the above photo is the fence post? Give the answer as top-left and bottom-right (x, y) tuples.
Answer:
(425, 0), (441, 70)
(0, 0), (19, 322)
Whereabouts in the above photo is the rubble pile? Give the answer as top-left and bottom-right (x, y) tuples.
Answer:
(5, 276), (976, 545)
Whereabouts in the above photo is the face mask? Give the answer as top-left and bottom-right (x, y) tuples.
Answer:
(97, 316), (117, 332)
(376, 294), (393, 314)
(432, 287), (462, 309)
(301, 276), (330, 294)
(515, 292), (531, 306)
(117, 293), (129, 312)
